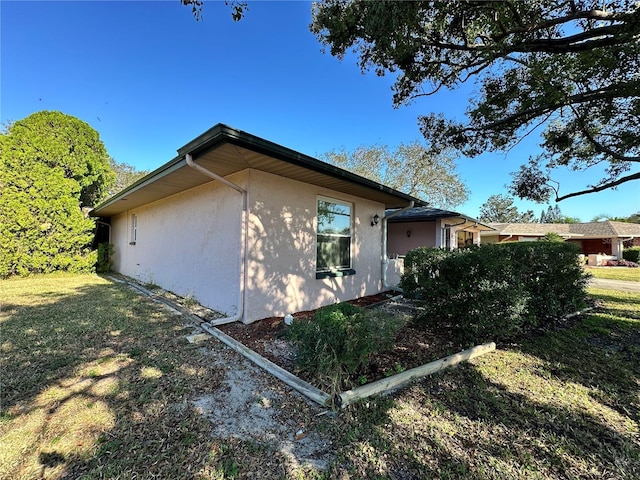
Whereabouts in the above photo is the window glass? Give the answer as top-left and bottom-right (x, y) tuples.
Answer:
(317, 199), (351, 271)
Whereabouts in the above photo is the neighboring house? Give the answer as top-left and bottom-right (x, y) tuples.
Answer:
(386, 207), (494, 257)
(382, 207), (494, 286)
(481, 221), (640, 259)
(91, 124), (424, 324)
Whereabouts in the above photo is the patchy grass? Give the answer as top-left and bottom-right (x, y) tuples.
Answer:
(586, 266), (640, 282)
(321, 286), (640, 479)
(2, 275), (638, 479)
(0, 274), (299, 479)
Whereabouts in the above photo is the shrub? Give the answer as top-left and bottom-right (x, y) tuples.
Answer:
(623, 246), (640, 264)
(540, 232), (564, 242)
(286, 303), (402, 397)
(401, 243), (589, 344)
(96, 242), (114, 273)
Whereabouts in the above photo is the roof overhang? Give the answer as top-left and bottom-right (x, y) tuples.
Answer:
(92, 124), (425, 217)
(386, 207), (494, 231)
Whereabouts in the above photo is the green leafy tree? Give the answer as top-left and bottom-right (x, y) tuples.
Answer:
(591, 212), (640, 223)
(108, 159), (149, 197)
(322, 142), (469, 208)
(540, 205), (580, 223)
(478, 194), (536, 223)
(0, 111), (114, 277)
(310, 1), (640, 202)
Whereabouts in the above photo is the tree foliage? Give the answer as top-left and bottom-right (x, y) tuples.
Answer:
(0, 111), (114, 277)
(181, 0), (247, 21)
(108, 159), (149, 197)
(322, 142), (469, 208)
(478, 194), (535, 223)
(311, 0), (640, 202)
(539, 204), (580, 223)
(591, 212), (640, 223)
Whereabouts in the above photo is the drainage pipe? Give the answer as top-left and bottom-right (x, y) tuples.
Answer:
(185, 153), (248, 325)
(381, 201), (414, 290)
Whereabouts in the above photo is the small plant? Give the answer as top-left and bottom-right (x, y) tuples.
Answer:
(286, 303), (403, 398)
(96, 242), (114, 273)
(540, 232), (564, 242)
(182, 294), (198, 307)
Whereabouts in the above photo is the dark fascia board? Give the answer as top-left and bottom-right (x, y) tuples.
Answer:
(92, 123), (425, 217)
(387, 208), (494, 230)
(177, 123), (425, 206)
(90, 155), (186, 216)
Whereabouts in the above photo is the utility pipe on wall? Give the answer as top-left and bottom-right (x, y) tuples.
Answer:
(381, 201), (414, 290)
(185, 153), (248, 325)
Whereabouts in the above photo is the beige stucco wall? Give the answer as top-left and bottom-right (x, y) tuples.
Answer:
(387, 220), (439, 256)
(244, 169), (385, 321)
(110, 171), (245, 316)
(110, 168), (386, 323)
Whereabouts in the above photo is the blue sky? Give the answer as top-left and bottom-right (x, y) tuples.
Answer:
(2, 0), (638, 220)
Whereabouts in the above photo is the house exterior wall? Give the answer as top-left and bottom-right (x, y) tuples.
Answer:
(109, 168), (387, 323)
(110, 171), (245, 316)
(244, 169), (385, 322)
(387, 221), (438, 257)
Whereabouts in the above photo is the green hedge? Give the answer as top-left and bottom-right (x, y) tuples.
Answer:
(400, 243), (589, 344)
(623, 246), (640, 263)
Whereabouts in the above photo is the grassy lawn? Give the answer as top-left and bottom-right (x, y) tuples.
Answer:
(2, 275), (639, 479)
(586, 266), (640, 282)
(0, 275), (296, 479)
(322, 286), (640, 479)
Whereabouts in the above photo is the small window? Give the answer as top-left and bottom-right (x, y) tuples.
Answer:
(316, 198), (354, 277)
(130, 214), (137, 245)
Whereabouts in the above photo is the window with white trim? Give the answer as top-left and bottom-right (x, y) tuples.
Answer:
(316, 198), (353, 276)
(130, 214), (137, 245)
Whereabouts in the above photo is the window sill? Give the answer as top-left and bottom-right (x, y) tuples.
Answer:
(316, 269), (356, 279)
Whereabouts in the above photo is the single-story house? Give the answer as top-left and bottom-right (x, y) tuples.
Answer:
(91, 124), (425, 324)
(386, 207), (494, 257)
(480, 221), (640, 259)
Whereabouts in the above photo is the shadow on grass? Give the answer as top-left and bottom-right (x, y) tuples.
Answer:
(0, 276), (233, 479)
(324, 314), (640, 479)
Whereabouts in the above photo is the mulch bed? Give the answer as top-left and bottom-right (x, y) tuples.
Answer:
(217, 292), (463, 389)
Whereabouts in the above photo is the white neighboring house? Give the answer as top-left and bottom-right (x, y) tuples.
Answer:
(91, 124), (424, 324)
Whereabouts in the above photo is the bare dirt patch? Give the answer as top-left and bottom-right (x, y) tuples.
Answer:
(190, 341), (336, 470)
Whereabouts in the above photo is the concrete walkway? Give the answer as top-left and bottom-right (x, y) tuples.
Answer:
(590, 278), (640, 293)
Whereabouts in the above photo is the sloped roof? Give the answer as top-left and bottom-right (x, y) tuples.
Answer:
(484, 221), (640, 238)
(92, 124), (425, 217)
(386, 206), (494, 231)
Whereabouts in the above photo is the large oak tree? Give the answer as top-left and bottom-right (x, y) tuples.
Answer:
(309, 0), (639, 202)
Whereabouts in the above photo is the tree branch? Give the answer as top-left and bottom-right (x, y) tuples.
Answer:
(570, 105), (640, 162)
(458, 80), (640, 134)
(555, 171), (640, 201)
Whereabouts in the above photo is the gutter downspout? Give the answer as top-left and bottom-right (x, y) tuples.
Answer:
(382, 201), (414, 290)
(185, 153), (248, 325)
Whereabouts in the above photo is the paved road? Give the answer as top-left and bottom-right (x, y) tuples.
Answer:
(590, 278), (640, 293)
